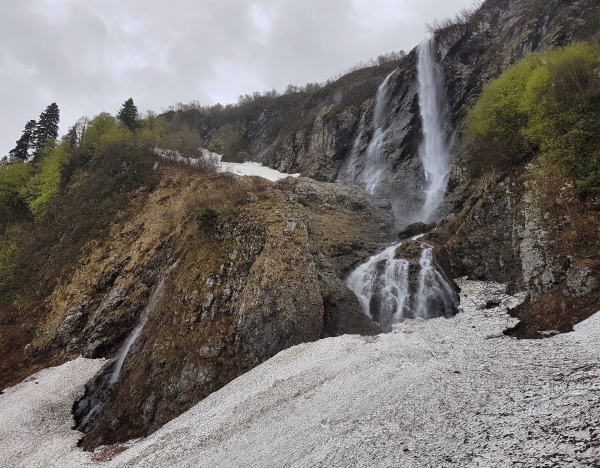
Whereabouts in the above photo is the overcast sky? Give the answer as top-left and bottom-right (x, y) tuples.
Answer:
(0, 0), (477, 156)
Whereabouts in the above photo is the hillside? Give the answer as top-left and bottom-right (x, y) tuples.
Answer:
(0, 0), (599, 463)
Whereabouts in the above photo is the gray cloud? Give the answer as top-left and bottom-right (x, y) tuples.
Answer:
(0, 0), (476, 155)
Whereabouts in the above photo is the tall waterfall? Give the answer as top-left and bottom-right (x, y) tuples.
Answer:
(361, 71), (394, 195)
(417, 37), (452, 222)
(347, 38), (459, 331)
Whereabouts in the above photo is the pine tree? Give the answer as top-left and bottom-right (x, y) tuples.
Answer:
(32, 103), (60, 158)
(9, 119), (37, 160)
(117, 98), (139, 130)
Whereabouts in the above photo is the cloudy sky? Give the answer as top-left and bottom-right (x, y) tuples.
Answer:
(0, 0), (477, 156)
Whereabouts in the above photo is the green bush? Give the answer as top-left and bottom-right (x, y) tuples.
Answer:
(25, 144), (70, 216)
(0, 160), (31, 209)
(466, 42), (600, 197)
(197, 208), (220, 234)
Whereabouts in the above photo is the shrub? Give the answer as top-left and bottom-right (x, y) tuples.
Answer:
(25, 144), (71, 216)
(465, 42), (600, 197)
(197, 208), (220, 234)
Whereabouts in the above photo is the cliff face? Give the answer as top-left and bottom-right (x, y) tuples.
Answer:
(26, 169), (391, 448)
(429, 0), (600, 336)
(179, 0), (600, 336)
(73, 0), (599, 446)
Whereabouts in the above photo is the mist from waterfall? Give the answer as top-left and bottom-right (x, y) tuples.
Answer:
(417, 37), (452, 222)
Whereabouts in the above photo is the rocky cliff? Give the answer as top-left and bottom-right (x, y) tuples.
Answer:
(168, 0), (600, 336)
(27, 169), (389, 448)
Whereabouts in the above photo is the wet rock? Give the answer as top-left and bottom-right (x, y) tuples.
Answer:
(397, 222), (437, 240)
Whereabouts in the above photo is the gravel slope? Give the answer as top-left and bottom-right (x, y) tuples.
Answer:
(108, 281), (600, 467)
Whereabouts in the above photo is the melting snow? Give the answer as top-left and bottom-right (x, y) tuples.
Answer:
(2, 282), (599, 467)
(155, 148), (300, 182)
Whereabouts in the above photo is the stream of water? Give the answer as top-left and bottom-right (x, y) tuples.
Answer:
(110, 261), (178, 385)
(361, 72), (394, 195)
(417, 37), (453, 222)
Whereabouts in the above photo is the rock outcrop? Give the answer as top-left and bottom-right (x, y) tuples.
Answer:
(20, 169), (390, 449)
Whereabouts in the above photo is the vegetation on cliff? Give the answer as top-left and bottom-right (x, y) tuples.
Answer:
(0, 105), (218, 388)
(466, 42), (600, 198)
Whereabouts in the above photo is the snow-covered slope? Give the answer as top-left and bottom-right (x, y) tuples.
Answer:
(0, 357), (105, 468)
(107, 280), (600, 467)
(2, 282), (599, 467)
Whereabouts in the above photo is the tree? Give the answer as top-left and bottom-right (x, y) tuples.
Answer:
(9, 120), (37, 160)
(117, 98), (139, 130)
(63, 116), (90, 149)
(32, 103), (60, 158)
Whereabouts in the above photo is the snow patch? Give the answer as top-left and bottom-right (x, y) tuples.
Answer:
(155, 147), (300, 182)
(106, 280), (600, 467)
(0, 357), (105, 468)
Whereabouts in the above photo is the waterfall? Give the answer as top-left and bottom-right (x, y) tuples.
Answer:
(361, 71), (394, 195)
(336, 112), (367, 184)
(417, 37), (452, 222)
(346, 240), (458, 332)
(109, 261), (178, 385)
(346, 243), (410, 332)
(346, 39), (459, 331)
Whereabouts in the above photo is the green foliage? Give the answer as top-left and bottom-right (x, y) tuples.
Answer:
(32, 103), (60, 159)
(0, 161), (31, 209)
(25, 144), (70, 216)
(9, 120), (37, 161)
(82, 113), (132, 150)
(117, 98), (139, 130)
(0, 240), (16, 292)
(197, 208), (220, 234)
(466, 42), (600, 197)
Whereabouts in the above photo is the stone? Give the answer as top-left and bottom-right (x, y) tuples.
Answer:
(397, 222), (437, 240)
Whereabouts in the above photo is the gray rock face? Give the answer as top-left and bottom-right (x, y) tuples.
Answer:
(565, 265), (599, 298)
(397, 221), (437, 240)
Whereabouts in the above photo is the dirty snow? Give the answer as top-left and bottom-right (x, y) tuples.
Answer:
(0, 357), (105, 468)
(155, 147), (300, 182)
(3, 281), (599, 467)
(107, 280), (600, 467)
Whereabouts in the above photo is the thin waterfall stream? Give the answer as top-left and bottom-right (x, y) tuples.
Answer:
(347, 38), (458, 331)
(110, 260), (179, 385)
(73, 261), (178, 431)
(361, 71), (394, 195)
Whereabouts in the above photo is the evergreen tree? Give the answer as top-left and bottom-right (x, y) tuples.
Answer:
(32, 103), (60, 158)
(9, 119), (37, 160)
(117, 98), (139, 130)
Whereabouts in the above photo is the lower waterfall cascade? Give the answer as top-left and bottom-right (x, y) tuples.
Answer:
(346, 241), (458, 332)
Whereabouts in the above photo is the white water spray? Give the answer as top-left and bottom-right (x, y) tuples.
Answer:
(362, 72), (394, 195)
(417, 38), (452, 222)
(346, 240), (458, 332)
(109, 261), (178, 385)
(347, 243), (410, 332)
